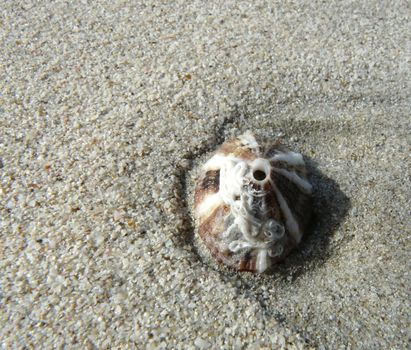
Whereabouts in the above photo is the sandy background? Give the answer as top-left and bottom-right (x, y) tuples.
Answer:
(1, 1), (410, 349)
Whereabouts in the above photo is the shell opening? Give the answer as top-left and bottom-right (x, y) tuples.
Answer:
(253, 170), (267, 181)
(251, 158), (271, 183)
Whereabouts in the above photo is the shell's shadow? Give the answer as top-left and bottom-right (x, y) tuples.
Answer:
(234, 156), (351, 342)
(172, 152), (201, 248)
(265, 156), (351, 279)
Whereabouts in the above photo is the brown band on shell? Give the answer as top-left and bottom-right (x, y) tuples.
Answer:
(217, 140), (239, 155)
(194, 170), (220, 208)
(232, 147), (257, 160)
(198, 205), (225, 239)
(262, 181), (284, 223)
(238, 256), (257, 271)
(218, 140), (257, 160)
(198, 205), (228, 255)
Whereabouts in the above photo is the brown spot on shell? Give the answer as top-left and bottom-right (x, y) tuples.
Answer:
(262, 181), (284, 224)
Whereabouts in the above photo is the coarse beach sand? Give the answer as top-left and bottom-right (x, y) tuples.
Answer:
(1, 1), (410, 349)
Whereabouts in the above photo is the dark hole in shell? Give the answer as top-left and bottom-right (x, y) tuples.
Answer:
(253, 169), (267, 181)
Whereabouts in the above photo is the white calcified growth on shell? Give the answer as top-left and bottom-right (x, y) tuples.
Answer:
(195, 132), (312, 273)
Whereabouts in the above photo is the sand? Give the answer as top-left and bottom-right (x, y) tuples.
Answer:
(1, 1), (409, 349)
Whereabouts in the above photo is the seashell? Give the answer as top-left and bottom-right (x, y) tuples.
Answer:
(193, 131), (312, 273)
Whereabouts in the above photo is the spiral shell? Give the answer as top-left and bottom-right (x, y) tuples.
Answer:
(193, 132), (312, 273)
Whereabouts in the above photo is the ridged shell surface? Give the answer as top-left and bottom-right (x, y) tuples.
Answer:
(194, 132), (312, 273)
